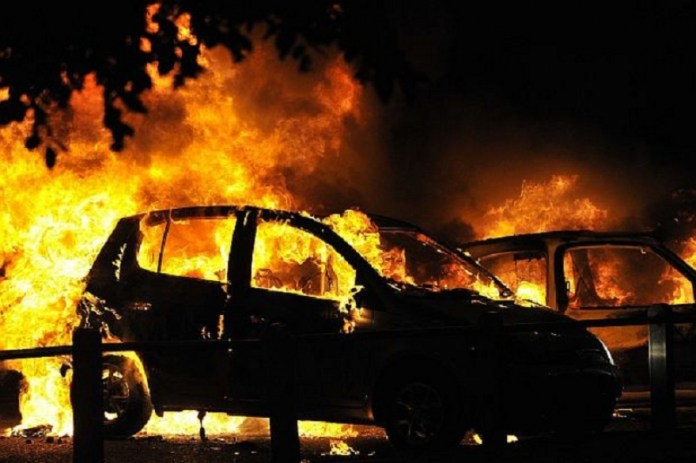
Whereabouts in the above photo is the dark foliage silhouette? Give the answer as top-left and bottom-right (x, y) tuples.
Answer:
(0, 1), (414, 165)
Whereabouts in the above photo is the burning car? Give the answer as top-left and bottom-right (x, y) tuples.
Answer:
(80, 206), (620, 452)
(462, 230), (696, 412)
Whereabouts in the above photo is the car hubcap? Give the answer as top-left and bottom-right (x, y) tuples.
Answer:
(102, 365), (130, 423)
(392, 382), (445, 444)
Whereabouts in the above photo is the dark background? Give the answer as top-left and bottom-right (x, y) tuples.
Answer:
(364, 1), (696, 237)
(1, 1), (694, 237)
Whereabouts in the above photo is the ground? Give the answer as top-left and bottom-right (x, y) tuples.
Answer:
(2, 416), (696, 463)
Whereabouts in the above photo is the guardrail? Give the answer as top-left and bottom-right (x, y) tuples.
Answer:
(1, 304), (695, 462)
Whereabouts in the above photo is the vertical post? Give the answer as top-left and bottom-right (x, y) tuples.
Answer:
(71, 328), (104, 463)
(648, 305), (676, 431)
(264, 326), (300, 463)
(479, 311), (506, 449)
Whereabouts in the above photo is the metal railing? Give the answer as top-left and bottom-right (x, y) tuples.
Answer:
(1, 305), (695, 462)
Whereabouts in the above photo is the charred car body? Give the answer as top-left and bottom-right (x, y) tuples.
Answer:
(81, 207), (620, 451)
(462, 230), (696, 411)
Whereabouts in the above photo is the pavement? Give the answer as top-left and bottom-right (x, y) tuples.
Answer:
(2, 417), (696, 462)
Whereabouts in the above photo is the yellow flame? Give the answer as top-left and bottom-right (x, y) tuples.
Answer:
(0, 37), (361, 436)
(327, 439), (359, 455)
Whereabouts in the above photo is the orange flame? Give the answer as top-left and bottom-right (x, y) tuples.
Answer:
(482, 174), (608, 239)
(477, 174), (608, 305)
(0, 38), (362, 436)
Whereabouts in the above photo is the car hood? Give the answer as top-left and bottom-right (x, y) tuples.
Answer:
(394, 288), (575, 327)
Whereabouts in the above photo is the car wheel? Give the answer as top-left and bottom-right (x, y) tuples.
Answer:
(102, 356), (152, 438)
(380, 369), (463, 456)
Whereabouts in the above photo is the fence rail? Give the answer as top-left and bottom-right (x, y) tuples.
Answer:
(0, 305), (694, 462)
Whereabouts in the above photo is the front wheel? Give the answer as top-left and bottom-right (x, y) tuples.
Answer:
(380, 369), (464, 456)
(102, 356), (152, 438)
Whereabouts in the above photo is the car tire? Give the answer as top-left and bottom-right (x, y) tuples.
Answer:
(379, 368), (463, 457)
(102, 356), (152, 438)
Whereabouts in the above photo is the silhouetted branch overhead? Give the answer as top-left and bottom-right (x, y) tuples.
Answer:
(0, 0), (415, 164)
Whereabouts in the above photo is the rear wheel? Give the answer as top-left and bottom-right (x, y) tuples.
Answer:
(102, 356), (152, 438)
(380, 369), (464, 456)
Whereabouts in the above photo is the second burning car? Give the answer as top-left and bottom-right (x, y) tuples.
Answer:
(81, 207), (620, 452)
(462, 230), (696, 411)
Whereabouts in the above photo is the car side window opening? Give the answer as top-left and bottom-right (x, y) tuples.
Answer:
(137, 220), (166, 272)
(563, 246), (695, 309)
(479, 251), (547, 306)
(369, 230), (503, 299)
(137, 216), (237, 283)
(251, 219), (357, 299)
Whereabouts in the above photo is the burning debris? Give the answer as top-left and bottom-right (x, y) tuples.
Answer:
(11, 424), (52, 439)
(326, 439), (359, 456)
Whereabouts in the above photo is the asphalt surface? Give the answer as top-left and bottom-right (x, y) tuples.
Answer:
(2, 417), (696, 462)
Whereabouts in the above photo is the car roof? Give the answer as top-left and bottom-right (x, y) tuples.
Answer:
(128, 205), (425, 232)
(466, 229), (662, 244)
(462, 229), (665, 256)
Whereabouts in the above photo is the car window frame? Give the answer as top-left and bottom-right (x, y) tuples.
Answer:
(478, 248), (549, 305)
(556, 240), (696, 311)
(248, 214), (362, 301)
(134, 207), (242, 285)
(238, 209), (388, 311)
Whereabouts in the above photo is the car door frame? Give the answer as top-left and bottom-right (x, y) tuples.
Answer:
(221, 207), (388, 416)
(553, 238), (696, 391)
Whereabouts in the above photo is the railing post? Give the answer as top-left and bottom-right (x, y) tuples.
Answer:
(264, 326), (300, 463)
(71, 328), (103, 463)
(648, 305), (676, 432)
(478, 310), (506, 449)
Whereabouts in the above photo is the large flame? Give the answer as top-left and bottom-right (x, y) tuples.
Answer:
(477, 174), (696, 352)
(481, 174), (608, 239)
(0, 35), (362, 436)
(477, 175), (609, 305)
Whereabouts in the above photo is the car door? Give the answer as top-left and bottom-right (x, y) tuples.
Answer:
(122, 210), (238, 402)
(224, 210), (374, 412)
(556, 244), (696, 392)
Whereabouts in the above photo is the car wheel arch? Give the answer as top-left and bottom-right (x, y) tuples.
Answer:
(370, 351), (469, 424)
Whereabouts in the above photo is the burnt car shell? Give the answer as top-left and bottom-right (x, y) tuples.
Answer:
(462, 230), (696, 410)
(82, 207), (620, 445)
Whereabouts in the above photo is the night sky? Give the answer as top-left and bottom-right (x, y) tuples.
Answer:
(394, 1), (695, 160)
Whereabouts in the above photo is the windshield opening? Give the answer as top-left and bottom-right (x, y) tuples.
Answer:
(372, 229), (508, 299)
